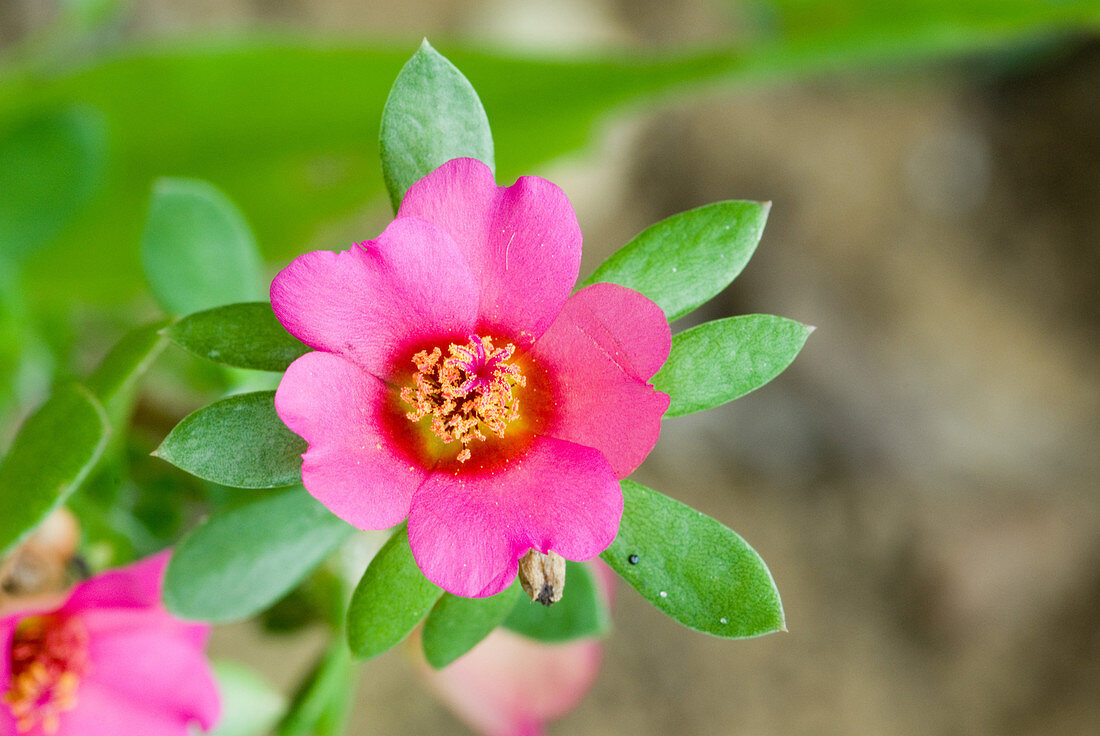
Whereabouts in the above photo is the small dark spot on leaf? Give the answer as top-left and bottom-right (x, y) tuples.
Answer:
(628, 554), (640, 565)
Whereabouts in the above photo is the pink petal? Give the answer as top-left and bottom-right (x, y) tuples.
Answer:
(530, 284), (671, 478)
(418, 629), (602, 736)
(271, 216), (479, 378)
(398, 158), (582, 347)
(0, 616), (14, 692)
(57, 681), (207, 736)
(78, 608), (210, 651)
(85, 630), (220, 732)
(275, 351), (428, 529)
(61, 551), (170, 613)
(407, 437), (621, 597)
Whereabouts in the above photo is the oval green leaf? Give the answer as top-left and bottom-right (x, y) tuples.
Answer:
(503, 560), (610, 643)
(585, 201), (770, 322)
(164, 486), (352, 622)
(165, 302), (309, 372)
(601, 480), (784, 639)
(346, 524), (441, 660)
(380, 39), (494, 211)
(141, 177), (264, 316)
(421, 583), (520, 669)
(153, 390), (306, 488)
(0, 384), (109, 557)
(653, 314), (813, 417)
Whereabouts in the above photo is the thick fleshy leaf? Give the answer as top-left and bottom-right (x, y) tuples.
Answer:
(165, 302), (308, 372)
(346, 525), (442, 660)
(86, 320), (169, 423)
(0, 384), (109, 557)
(140, 177), (264, 315)
(207, 661), (286, 736)
(0, 108), (106, 263)
(653, 315), (813, 417)
(154, 390), (306, 488)
(421, 583), (522, 669)
(601, 480), (784, 638)
(163, 487), (352, 622)
(585, 201), (770, 321)
(503, 561), (610, 643)
(380, 39), (494, 210)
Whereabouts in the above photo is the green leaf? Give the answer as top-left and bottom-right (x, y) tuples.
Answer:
(0, 108), (106, 263)
(0, 384), (109, 557)
(276, 642), (354, 736)
(163, 486), (352, 622)
(346, 525), (441, 660)
(380, 39), (494, 210)
(503, 561), (610, 643)
(86, 320), (168, 423)
(585, 201), (770, 321)
(207, 661), (287, 736)
(140, 177), (264, 316)
(654, 315), (812, 417)
(165, 302), (308, 372)
(153, 390), (306, 488)
(421, 583), (520, 669)
(601, 480), (784, 638)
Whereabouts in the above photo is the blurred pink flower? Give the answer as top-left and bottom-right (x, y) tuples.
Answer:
(418, 562), (615, 736)
(273, 158), (669, 598)
(0, 552), (219, 736)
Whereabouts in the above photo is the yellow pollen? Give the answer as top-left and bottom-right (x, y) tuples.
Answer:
(400, 335), (526, 462)
(3, 615), (89, 734)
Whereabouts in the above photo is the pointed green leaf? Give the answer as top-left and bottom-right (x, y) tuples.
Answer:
(422, 582), (520, 669)
(0, 108), (106, 263)
(503, 561), (610, 643)
(585, 201), (770, 321)
(654, 314), (813, 417)
(164, 487), (352, 622)
(601, 480), (784, 639)
(0, 384), (109, 556)
(165, 302), (308, 372)
(380, 39), (494, 211)
(207, 661), (286, 736)
(154, 390), (305, 488)
(346, 525), (442, 660)
(86, 320), (169, 423)
(140, 178), (264, 316)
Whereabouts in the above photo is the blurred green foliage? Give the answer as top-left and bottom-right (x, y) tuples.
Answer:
(0, 0), (1096, 437)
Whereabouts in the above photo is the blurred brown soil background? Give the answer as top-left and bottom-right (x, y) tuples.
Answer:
(4, 1), (1099, 734)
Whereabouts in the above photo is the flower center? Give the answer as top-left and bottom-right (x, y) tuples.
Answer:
(400, 335), (526, 463)
(3, 615), (89, 734)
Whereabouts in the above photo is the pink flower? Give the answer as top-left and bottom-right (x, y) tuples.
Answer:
(273, 158), (670, 597)
(0, 553), (220, 736)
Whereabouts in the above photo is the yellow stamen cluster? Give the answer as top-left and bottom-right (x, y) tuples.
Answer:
(401, 336), (526, 462)
(3, 615), (89, 734)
